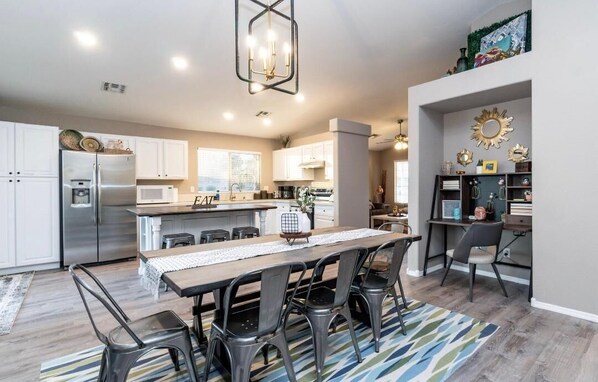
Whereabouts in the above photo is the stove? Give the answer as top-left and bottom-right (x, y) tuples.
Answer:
(312, 188), (334, 201)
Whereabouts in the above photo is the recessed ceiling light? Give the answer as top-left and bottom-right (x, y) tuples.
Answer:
(295, 93), (305, 103)
(262, 117), (272, 127)
(223, 112), (234, 121)
(250, 83), (264, 92)
(171, 56), (189, 71)
(73, 30), (97, 48)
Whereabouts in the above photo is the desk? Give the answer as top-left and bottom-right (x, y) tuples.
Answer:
(139, 226), (421, 342)
(370, 214), (408, 229)
(424, 218), (532, 299)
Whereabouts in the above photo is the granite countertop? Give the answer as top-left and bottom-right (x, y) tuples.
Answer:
(128, 203), (277, 217)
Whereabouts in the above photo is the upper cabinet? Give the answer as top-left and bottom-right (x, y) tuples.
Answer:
(273, 140), (334, 181)
(136, 137), (188, 180)
(301, 143), (324, 162)
(273, 149), (287, 181)
(0, 122), (58, 178)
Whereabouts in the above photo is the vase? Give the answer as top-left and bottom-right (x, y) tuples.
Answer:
(301, 212), (311, 233)
(456, 48), (468, 73)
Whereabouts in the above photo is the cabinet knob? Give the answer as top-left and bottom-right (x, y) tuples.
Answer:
(17, 171), (20, 174)
(17, 179), (20, 182)
(165, 174), (168, 177)
(9, 179), (12, 182)
(8, 172), (12, 175)
(158, 174), (161, 177)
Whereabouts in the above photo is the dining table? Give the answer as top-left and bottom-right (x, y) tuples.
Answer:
(138, 226), (422, 344)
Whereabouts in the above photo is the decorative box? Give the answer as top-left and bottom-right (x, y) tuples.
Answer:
(515, 161), (532, 172)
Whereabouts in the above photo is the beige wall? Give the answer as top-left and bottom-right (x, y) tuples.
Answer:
(369, 148), (408, 205)
(0, 106), (278, 193)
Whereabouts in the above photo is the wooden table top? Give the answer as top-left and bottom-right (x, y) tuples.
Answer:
(428, 218), (532, 233)
(128, 203), (277, 217)
(140, 226), (421, 298)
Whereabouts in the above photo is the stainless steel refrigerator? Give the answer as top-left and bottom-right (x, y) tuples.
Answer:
(60, 150), (137, 266)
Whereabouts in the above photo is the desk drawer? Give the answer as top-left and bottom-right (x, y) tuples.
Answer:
(506, 214), (532, 226)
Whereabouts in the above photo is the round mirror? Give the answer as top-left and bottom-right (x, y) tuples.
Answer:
(471, 108), (514, 149)
(507, 143), (529, 163)
(456, 148), (473, 167)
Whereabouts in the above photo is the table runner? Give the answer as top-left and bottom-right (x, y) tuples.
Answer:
(140, 228), (389, 300)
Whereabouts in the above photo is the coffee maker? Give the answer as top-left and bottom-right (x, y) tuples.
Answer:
(278, 185), (295, 199)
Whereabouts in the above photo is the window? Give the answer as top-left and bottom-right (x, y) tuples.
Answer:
(197, 148), (261, 192)
(394, 161), (408, 203)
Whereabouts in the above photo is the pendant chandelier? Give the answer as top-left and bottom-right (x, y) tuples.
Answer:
(235, 0), (299, 95)
(394, 119), (408, 150)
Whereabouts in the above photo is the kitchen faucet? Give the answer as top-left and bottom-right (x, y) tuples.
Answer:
(230, 183), (241, 200)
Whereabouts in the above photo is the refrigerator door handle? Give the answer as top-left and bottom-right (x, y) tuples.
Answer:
(92, 163), (97, 224)
(98, 163), (102, 225)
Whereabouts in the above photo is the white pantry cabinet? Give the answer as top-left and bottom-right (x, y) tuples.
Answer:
(0, 123), (58, 177)
(136, 138), (188, 180)
(14, 177), (60, 266)
(0, 178), (16, 268)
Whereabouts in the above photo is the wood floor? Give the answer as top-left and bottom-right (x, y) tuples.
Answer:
(2, 260), (597, 382)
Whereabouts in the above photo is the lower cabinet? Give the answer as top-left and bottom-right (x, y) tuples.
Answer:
(0, 177), (59, 269)
(314, 204), (335, 229)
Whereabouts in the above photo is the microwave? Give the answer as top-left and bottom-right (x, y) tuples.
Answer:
(137, 185), (177, 204)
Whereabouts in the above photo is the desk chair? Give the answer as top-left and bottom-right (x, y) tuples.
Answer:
(351, 238), (412, 352)
(69, 264), (199, 382)
(203, 262), (307, 382)
(285, 248), (366, 382)
(440, 221), (508, 302)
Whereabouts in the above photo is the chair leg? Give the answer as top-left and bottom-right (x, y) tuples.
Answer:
(178, 332), (199, 382)
(98, 348), (108, 382)
(340, 306), (362, 363)
(107, 351), (140, 382)
(269, 333), (297, 382)
(228, 342), (263, 382)
(492, 263), (509, 298)
(390, 288), (406, 335)
(305, 313), (334, 382)
(396, 275), (408, 308)
(203, 336), (218, 382)
(262, 345), (269, 365)
(361, 291), (386, 352)
(468, 263), (476, 302)
(440, 257), (453, 286)
(168, 348), (180, 371)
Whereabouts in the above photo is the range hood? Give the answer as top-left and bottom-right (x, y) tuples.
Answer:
(298, 160), (325, 169)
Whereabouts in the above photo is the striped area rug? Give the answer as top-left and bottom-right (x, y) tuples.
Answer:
(40, 299), (498, 381)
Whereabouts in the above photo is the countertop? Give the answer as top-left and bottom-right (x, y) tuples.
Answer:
(128, 203), (277, 217)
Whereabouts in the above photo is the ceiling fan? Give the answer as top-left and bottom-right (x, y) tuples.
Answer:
(377, 119), (408, 150)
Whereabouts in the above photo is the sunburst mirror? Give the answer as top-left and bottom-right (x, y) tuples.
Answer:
(507, 143), (529, 163)
(456, 149), (473, 167)
(471, 108), (514, 149)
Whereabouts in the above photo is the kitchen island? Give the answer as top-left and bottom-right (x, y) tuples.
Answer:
(128, 204), (277, 251)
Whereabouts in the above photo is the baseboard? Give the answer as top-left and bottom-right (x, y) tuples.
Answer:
(406, 264), (443, 277)
(0, 262), (60, 276)
(531, 298), (598, 323)
(449, 264), (530, 285)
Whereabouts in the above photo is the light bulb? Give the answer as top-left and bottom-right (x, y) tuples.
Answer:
(171, 56), (189, 71)
(267, 29), (277, 42)
(295, 93), (305, 103)
(250, 83), (265, 92)
(283, 42), (291, 54)
(246, 35), (256, 48)
(73, 31), (97, 47)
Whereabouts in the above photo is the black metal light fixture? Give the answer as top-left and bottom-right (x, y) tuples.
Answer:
(235, 0), (299, 95)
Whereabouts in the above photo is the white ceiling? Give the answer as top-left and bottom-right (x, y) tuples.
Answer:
(0, 0), (513, 150)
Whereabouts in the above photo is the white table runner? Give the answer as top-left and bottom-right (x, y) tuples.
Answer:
(140, 228), (390, 300)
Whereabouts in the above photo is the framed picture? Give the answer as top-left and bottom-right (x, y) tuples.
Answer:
(467, 11), (532, 69)
(482, 160), (498, 174)
(442, 200), (461, 219)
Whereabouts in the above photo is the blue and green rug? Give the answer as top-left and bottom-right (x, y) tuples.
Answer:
(40, 299), (498, 381)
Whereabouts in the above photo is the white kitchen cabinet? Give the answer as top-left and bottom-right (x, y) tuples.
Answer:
(15, 177), (59, 266)
(135, 137), (188, 180)
(0, 122), (15, 177)
(14, 123), (59, 177)
(324, 140), (334, 180)
(136, 138), (164, 179)
(286, 147), (314, 181)
(302, 143), (324, 162)
(314, 204), (335, 228)
(272, 149), (287, 181)
(163, 139), (188, 179)
(0, 178), (16, 268)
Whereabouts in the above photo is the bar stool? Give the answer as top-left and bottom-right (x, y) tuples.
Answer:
(232, 226), (260, 240)
(162, 233), (195, 249)
(200, 229), (230, 244)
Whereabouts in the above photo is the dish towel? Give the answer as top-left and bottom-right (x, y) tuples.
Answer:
(139, 228), (389, 300)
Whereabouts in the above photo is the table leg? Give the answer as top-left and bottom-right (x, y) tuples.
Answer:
(258, 210), (267, 235)
(150, 216), (162, 251)
(191, 294), (205, 343)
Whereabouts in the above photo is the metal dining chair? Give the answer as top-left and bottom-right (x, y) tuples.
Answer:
(285, 247), (367, 382)
(203, 261), (307, 382)
(440, 221), (508, 302)
(351, 237), (413, 352)
(69, 264), (199, 382)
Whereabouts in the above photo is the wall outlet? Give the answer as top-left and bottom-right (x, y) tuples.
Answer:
(502, 248), (511, 257)
(190, 186), (195, 193)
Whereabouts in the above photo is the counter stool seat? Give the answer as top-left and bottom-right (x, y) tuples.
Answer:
(200, 229), (230, 244)
(232, 226), (260, 240)
(162, 233), (195, 249)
